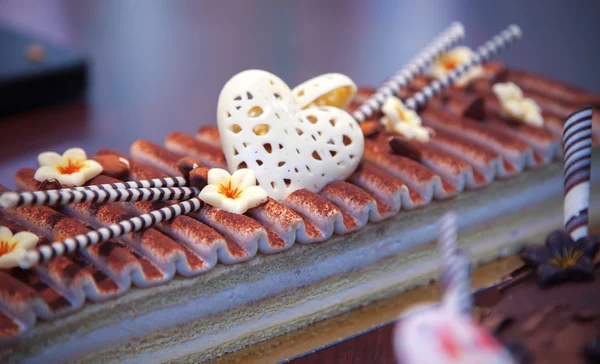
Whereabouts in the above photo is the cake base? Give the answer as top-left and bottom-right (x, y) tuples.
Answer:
(3, 159), (600, 363)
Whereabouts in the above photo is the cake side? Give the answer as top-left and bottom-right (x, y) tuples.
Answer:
(2, 160), (600, 362)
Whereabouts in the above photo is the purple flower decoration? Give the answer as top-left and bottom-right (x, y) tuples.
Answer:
(521, 230), (599, 287)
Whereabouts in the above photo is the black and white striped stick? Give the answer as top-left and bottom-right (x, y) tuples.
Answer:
(438, 212), (472, 315)
(18, 197), (204, 268)
(52, 176), (188, 193)
(0, 175), (189, 208)
(68, 176), (189, 191)
(352, 22), (465, 122)
(0, 186), (200, 209)
(563, 106), (593, 241)
(404, 24), (522, 110)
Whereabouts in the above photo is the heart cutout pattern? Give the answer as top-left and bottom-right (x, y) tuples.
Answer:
(217, 70), (364, 201)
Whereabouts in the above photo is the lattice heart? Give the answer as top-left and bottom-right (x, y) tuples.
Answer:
(217, 70), (364, 201)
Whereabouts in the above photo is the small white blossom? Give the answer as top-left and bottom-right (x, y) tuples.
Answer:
(493, 82), (543, 126)
(34, 148), (103, 187)
(428, 46), (484, 87)
(0, 227), (39, 269)
(381, 97), (430, 142)
(199, 168), (268, 214)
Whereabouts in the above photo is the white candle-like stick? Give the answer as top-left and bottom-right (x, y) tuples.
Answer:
(352, 22), (465, 122)
(62, 176), (187, 192)
(562, 106), (593, 240)
(438, 212), (472, 315)
(404, 24), (522, 110)
(0, 186), (199, 209)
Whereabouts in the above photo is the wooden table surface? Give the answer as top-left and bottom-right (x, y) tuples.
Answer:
(0, 2), (598, 362)
(1, 0), (600, 188)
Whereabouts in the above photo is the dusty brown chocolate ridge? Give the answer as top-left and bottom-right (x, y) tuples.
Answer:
(0, 64), (599, 344)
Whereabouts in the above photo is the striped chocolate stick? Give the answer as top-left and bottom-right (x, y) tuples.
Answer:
(438, 212), (471, 315)
(0, 186), (200, 209)
(563, 106), (593, 240)
(0, 175), (188, 206)
(352, 22), (465, 122)
(59, 176), (187, 192)
(18, 197), (204, 268)
(404, 24), (522, 110)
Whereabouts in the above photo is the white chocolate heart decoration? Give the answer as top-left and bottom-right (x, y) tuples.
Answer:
(217, 70), (364, 201)
(292, 73), (357, 110)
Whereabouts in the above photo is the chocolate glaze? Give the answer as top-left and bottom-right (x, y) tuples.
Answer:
(130, 140), (183, 176)
(359, 120), (382, 138)
(438, 92), (486, 120)
(404, 74), (563, 164)
(16, 169), (210, 274)
(348, 162), (410, 213)
(420, 108), (535, 172)
(196, 125), (222, 147)
(369, 82), (548, 178)
(90, 155), (129, 179)
(164, 132), (227, 169)
(389, 136), (423, 162)
(37, 179), (63, 191)
(477, 266), (600, 364)
(176, 156), (202, 180)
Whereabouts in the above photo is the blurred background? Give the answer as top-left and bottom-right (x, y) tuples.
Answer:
(1, 0), (599, 187)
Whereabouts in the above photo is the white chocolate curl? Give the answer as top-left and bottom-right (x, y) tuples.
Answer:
(292, 73), (357, 110)
(216, 70), (364, 201)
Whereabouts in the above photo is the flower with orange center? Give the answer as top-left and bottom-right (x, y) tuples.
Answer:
(381, 96), (430, 142)
(492, 82), (543, 126)
(34, 148), (103, 187)
(427, 46), (484, 87)
(198, 168), (268, 214)
(0, 227), (39, 269)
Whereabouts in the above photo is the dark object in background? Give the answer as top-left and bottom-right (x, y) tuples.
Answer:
(0, 27), (87, 117)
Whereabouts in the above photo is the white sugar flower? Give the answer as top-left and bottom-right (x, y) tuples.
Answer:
(0, 227), (39, 269)
(381, 96), (430, 142)
(34, 148), (103, 187)
(427, 46), (484, 87)
(492, 82), (543, 127)
(199, 168), (268, 214)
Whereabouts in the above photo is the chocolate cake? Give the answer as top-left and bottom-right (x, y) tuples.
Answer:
(476, 235), (600, 364)
(0, 24), (599, 362)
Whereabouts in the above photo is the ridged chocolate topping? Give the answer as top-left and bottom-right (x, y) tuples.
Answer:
(164, 132), (227, 169)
